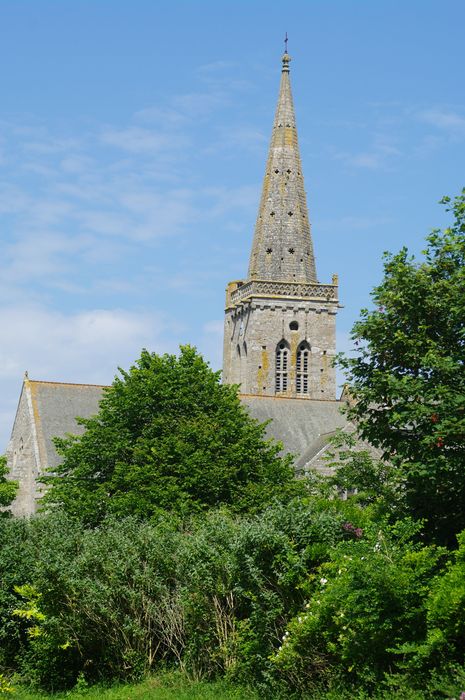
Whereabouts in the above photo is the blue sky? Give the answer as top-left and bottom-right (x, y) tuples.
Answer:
(1, 1), (464, 450)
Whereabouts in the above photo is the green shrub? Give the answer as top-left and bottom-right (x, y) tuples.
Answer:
(0, 518), (37, 670)
(399, 529), (465, 678)
(272, 520), (446, 693)
(0, 501), (348, 691)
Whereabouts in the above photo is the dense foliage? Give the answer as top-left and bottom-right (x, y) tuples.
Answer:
(0, 455), (17, 514)
(338, 189), (465, 545)
(273, 519), (446, 690)
(0, 502), (351, 692)
(43, 346), (301, 525)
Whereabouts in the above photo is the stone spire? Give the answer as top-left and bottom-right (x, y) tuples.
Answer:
(248, 50), (317, 283)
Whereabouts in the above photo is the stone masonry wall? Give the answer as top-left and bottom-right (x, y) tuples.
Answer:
(223, 294), (337, 399)
(6, 386), (40, 516)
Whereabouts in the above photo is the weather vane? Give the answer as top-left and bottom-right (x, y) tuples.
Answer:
(284, 31), (288, 53)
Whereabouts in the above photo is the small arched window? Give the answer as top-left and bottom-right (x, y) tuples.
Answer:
(296, 341), (310, 394)
(275, 341), (289, 393)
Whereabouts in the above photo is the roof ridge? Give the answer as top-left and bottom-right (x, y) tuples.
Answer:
(239, 393), (342, 404)
(27, 380), (109, 388)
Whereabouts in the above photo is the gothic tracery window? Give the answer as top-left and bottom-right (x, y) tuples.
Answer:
(296, 341), (310, 394)
(275, 341), (289, 393)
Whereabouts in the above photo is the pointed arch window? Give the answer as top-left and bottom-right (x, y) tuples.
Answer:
(275, 341), (289, 393)
(296, 341), (310, 394)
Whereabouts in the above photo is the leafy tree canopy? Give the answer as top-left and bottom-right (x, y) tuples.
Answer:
(338, 189), (465, 545)
(43, 346), (301, 524)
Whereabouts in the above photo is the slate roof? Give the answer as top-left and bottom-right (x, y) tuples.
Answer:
(13, 380), (347, 475)
(26, 380), (105, 469)
(240, 394), (346, 469)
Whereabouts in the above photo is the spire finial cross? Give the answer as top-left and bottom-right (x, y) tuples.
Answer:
(284, 32), (288, 54)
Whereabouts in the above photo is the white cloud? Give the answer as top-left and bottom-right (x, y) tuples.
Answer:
(100, 126), (187, 153)
(210, 125), (267, 155)
(134, 106), (188, 126)
(0, 305), (173, 379)
(0, 72), (258, 451)
(201, 184), (258, 218)
(0, 184), (31, 214)
(418, 108), (465, 132)
(171, 91), (227, 118)
(2, 231), (81, 283)
(22, 136), (82, 155)
(0, 304), (179, 449)
(333, 141), (401, 170)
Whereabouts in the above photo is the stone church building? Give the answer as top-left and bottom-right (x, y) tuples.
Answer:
(6, 50), (349, 516)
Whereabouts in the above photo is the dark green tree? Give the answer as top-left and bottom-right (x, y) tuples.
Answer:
(338, 189), (465, 545)
(0, 455), (18, 516)
(43, 346), (301, 524)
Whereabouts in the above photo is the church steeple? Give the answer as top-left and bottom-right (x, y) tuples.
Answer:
(248, 50), (317, 283)
(223, 46), (338, 401)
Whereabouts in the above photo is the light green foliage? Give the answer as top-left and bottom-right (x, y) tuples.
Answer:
(272, 520), (446, 692)
(0, 456), (17, 514)
(12, 585), (45, 639)
(43, 346), (301, 524)
(0, 519), (37, 671)
(0, 674), (14, 695)
(338, 190), (465, 545)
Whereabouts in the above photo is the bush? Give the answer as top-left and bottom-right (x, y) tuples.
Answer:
(0, 518), (37, 670)
(272, 520), (446, 693)
(400, 529), (465, 678)
(0, 502), (348, 691)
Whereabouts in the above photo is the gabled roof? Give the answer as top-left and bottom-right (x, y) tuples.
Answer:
(241, 394), (346, 469)
(10, 379), (347, 475)
(23, 379), (106, 470)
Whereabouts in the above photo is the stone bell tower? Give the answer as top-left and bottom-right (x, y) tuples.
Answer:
(223, 49), (339, 399)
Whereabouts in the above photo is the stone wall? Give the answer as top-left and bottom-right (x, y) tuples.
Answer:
(6, 385), (40, 516)
(223, 290), (338, 399)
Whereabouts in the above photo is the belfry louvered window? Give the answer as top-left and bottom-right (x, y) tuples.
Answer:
(275, 341), (289, 392)
(296, 341), (310, 394)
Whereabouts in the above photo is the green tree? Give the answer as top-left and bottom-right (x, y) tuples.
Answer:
(43, 346), (301, 524)
(338, 189), (465, 545)
(0, 455), (17, 515)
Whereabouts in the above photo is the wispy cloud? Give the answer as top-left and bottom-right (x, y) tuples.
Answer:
(100, 126), (188, 154)
(418, 108), (465, 132)
(0, 304), (178, 382)
(0, 66), (264, 449)
(332, 140), (401, 170)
